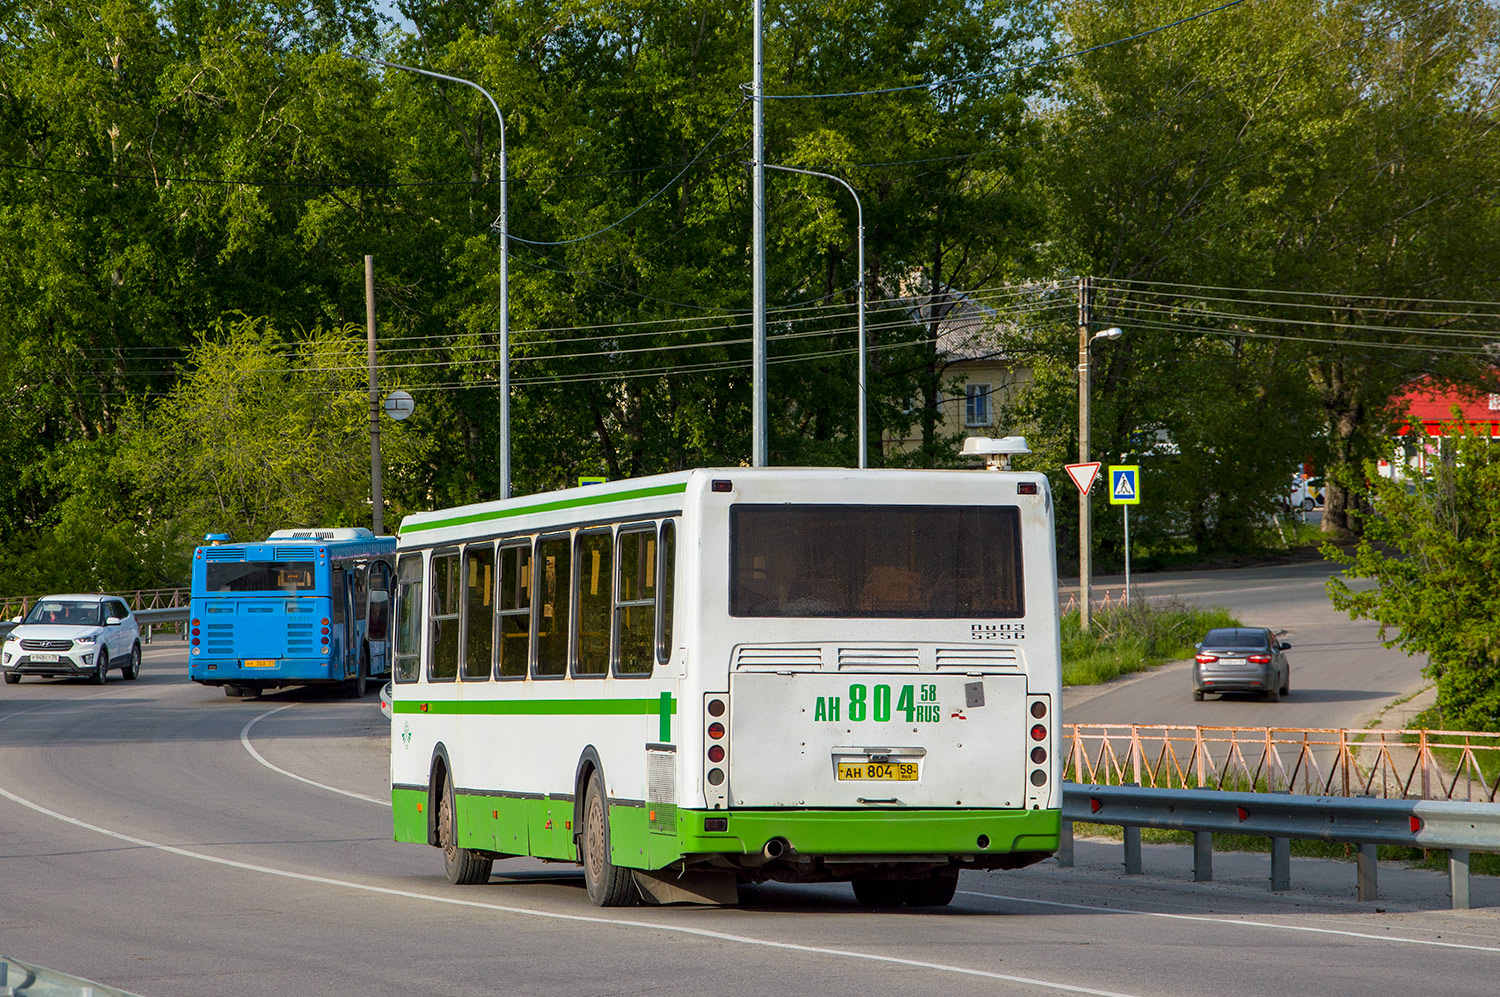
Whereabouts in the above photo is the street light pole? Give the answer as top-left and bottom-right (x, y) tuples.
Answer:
(764, 164), (866, 468)
(1078, 277), (1122, 632)
(356, 55), (511, 499)
(751, 0), (768, 467)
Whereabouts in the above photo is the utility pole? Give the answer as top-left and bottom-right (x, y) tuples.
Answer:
(1077, 276), (1092, 632)
(366, 255), (384, 536)
(751, 0), (767, 467)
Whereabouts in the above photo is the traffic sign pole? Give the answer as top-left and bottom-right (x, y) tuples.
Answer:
(1108, 465), (1140, 606)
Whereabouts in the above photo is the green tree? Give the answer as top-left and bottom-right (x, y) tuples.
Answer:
(1035, 0), (1500, 552)
(126, 315), (429, 552)
(1325, 427), (1500, 730)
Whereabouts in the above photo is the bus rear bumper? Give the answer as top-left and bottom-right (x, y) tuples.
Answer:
(673, 807), (1060, 862)
(189, 657), (340, 684)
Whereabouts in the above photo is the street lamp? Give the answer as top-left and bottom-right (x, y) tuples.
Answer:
(354, 54), (512, 499)
(1078, 325), (1123, 631)
(764, 164), (867, 468)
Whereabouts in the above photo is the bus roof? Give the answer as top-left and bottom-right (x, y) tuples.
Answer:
(396, 466), (1049, 548)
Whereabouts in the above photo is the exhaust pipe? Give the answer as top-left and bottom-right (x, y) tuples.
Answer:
(762, 837), (789, 860)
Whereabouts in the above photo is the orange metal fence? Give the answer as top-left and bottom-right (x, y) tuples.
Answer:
(0, 587), (188, 621)
(1065, 724), (1500, 802)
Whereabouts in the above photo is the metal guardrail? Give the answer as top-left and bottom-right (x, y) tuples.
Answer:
(1066, 723), (1500, 802)
(0, 588), (188, 621)
(1061, 782), (1500, 909)
(0, 955), (142, 996)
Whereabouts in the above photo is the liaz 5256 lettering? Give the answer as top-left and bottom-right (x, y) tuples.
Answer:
(389, 459), (1061, 908)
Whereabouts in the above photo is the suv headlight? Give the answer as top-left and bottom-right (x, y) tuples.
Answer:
(73, 634), (98, 645)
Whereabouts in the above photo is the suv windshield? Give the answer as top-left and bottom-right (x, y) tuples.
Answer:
(23, 601), (103, 626)
(1203, 628), (1268, 649)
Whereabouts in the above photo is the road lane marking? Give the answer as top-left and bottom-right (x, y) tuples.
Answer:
(959, 890), (1500, 953)
(240, 704), (390, 807)
(0, 788), (1138, 997)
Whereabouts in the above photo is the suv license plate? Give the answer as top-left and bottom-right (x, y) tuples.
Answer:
(837, 762), (918, 781)
(30, 653), (59, 663)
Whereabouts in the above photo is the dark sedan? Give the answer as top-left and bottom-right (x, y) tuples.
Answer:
(1192, 627), (1291, 702)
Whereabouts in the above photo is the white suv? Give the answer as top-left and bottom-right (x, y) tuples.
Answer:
(1, 594), (142, 685)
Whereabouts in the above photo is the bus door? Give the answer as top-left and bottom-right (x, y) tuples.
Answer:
(331, 566), (356, 679)
(364, 561), (391, 677)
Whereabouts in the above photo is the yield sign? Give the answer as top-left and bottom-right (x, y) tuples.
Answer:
(1064, 462), (1102, 496)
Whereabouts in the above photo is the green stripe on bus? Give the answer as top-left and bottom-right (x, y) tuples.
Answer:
(392, 697), (677, 717)
(400, 481), (688, 535)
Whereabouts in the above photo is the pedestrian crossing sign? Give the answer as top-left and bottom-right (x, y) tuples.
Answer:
(1109, 465), (1140, 505)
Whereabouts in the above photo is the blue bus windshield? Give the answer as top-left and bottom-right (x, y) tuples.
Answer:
(205, 561), (317, 594)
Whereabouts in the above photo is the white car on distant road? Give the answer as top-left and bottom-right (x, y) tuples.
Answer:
(1, 594), (142, 685)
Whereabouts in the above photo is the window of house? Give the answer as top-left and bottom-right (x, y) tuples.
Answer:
(964, 383), (991, 427)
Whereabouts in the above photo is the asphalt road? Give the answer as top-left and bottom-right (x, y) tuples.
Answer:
(1063, 559), (1426, 731)
(1, 568), (1493, 997)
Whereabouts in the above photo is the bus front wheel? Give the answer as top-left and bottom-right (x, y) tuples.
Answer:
(438, 771), (492, 885)
(347, 650), (369, 698)
(581, 773), (638, 907)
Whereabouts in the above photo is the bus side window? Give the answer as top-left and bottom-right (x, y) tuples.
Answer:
(462, 543), (495, 681)
(429, 549), (460, 682)
(615, 526), (655, 675)
(497, 541), (532, 679)
(367, 562), (390, 643)
(574, 531), (611, 676)
(353, 568), (367, 622)
(534, 535), (570, 677)
(657, 519), (676, 665)
(392, 553), (422, 683)
(331, 567), (346, 625)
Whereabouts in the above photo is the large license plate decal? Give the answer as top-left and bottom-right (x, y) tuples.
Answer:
(243, 659), (276, 668)
(837, 762), (918, 781)
(29, 653), (59, 663)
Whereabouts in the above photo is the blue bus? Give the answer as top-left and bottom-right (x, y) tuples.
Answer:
(189, 528), (397, 697)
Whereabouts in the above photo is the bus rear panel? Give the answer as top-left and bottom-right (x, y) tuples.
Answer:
(189, 529), (395, 693)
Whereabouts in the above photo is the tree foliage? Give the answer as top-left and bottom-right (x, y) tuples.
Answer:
(1325, 428), (1500, 730)
(0, 0), (1497, 592)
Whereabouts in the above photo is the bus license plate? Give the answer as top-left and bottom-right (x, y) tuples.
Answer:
(243, 659), (276, 668)
(29, 653), (59, 663)
(837, 762), (918, 781)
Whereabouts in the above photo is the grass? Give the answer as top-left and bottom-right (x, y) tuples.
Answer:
(1061, 598), (1238, 687)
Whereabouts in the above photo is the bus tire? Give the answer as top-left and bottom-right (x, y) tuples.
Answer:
(438, 771), (492, 885)
(905, 867), (959, 907)
(851, 877), (907, 907)
(349, 649), (369, 698)
(581, 773), (637, 907)
(123, 643), (141, 681)
(92, 649), (109, 685)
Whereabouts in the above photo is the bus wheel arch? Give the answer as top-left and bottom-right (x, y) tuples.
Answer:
(571, 746), (606, 852)
(427, 744), (455, 847)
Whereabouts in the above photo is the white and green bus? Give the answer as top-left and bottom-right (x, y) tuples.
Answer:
(390, 465), (1062, 906)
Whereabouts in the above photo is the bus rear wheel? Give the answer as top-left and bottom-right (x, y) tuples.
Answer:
(438, 772), (492, 885)
(905, 868), (959, 907)
(581, 773), (638, 907)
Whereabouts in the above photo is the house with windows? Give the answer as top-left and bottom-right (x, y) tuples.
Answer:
(882, 287), (1039, 454)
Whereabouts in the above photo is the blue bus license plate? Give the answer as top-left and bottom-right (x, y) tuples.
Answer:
(243, 659), (276, 668)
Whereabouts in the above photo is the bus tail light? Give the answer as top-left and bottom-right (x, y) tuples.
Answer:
(704, 694), (729, 810)
(1025, 694), (1054, 808)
